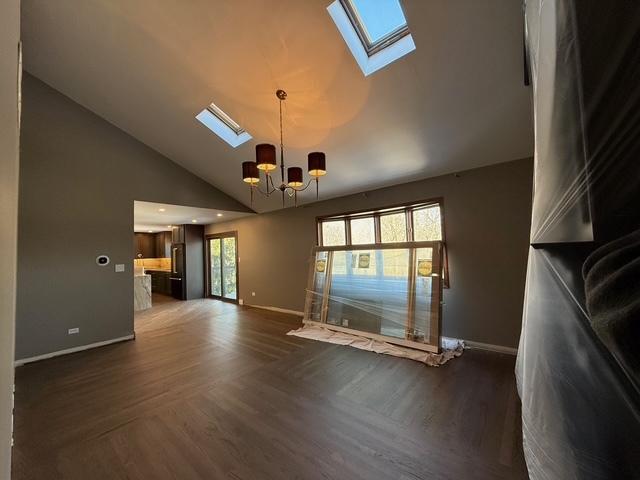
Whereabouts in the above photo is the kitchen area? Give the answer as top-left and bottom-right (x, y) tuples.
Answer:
(132, 200), (252, 313)
(133, 223), (205, 311)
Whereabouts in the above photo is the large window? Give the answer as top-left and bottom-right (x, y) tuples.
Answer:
(317, 200), (444, 246)
(317, 199), (448, 285)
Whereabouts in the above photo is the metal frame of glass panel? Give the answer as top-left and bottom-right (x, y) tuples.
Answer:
(304, 240), (443, 353)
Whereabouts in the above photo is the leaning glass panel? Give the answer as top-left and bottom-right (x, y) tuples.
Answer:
(305, 251), (329, 322)
(326, 248), (409, 338)
(411, 247), (434, 342)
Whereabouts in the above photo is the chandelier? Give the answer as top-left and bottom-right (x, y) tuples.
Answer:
(242, 90), (327, 207)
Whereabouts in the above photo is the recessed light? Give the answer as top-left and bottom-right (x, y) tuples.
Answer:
(158, 208), (166, 212)
(217, 213), (223, 217)
(167, 225), (172, 228)
(191, 219), (197, 223)
(148, 230), (153, 233)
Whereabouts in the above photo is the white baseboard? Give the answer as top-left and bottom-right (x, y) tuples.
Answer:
(246, 304), (304, 317)
(443, 336), (517, 355)
(14, 334), (135, 367)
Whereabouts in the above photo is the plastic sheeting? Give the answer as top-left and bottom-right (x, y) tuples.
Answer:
(304, 243), (443, 351)
(519, 1), (640, 478)
(287, 325), (463, 366)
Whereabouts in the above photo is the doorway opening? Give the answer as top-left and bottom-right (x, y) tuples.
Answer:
(206, 232), (238, 303)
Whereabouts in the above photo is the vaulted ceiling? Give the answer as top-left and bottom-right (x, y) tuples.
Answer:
(21, 0), (533, 212)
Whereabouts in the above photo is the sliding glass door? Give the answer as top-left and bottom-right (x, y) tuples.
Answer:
(206, 232), (238, 302)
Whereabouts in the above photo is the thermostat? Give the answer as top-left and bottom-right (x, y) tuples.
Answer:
(96, 255), (110, 266)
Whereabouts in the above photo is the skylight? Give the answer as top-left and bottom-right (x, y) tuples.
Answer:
(328, 0), (415, 76)
(196, 103), (251, 148)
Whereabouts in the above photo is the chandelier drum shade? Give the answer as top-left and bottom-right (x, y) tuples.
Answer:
(241, 90), (327, 207)
(241, 161), (260, 185)
(256, 144), (277, 172)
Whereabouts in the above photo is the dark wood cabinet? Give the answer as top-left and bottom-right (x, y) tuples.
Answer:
(155, 231), (171, 258)
(148, 270), (171, 295)
(134, 233), (155, 259)
(134, 232), (172, 259)
(184, 224), (205, 300)
(171, 225), (184, 244)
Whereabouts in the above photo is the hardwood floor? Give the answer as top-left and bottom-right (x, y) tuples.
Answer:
(12, 294), (529, 479)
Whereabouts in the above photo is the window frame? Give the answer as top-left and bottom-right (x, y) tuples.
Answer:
(327, 0), (416, 76)
(316, 197), (450, 287)
(196, 103), (252, 148)
(339, 0), (411, 57)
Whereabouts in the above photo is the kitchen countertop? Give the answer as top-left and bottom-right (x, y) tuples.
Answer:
(134, 274), (152, 311)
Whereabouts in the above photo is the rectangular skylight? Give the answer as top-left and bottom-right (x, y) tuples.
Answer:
(328, 0), (415, 76)
(196, 103), (252, 148)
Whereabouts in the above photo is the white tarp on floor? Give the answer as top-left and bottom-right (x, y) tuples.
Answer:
(287, 325), (464, 366)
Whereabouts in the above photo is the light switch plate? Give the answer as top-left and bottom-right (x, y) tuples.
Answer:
(115, 264), (125, 272)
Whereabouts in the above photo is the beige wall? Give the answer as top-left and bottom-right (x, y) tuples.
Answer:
(0, 0), (20, 474)
(16, 74), (252, 361)
(208, 158), (533, 348)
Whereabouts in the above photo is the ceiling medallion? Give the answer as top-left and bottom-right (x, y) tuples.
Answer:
(242, 90), (327, 207)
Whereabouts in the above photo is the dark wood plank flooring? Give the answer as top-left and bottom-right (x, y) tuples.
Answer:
(12, 294), (528, 479)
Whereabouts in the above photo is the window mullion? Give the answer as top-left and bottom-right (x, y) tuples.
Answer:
(344, 218), (351, 245)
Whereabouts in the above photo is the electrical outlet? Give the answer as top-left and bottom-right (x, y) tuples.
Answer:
(68, 327), (79, 335)
(239, 299), (244, 306)
(252, 291), (256, 296)
(115, 264), (125, 272)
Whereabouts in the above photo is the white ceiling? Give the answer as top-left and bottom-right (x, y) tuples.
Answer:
(133, 201), (253, 232)
(22, 0), (534, 213)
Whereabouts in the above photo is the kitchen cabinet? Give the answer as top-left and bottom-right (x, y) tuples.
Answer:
(148, 270), (171, 295)
(134, 232), (172, 259)
(171, 225), (184, 244)
(134, 233), (155, 258)
(155, 231), (171, 258)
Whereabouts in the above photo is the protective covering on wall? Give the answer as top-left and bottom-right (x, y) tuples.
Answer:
(518, 0), (640, 478)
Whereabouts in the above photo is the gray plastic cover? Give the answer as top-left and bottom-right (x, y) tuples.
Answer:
(518, 0), (640, 478)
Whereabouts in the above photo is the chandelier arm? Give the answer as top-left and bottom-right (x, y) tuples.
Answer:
(267, 173), (277, 194)
(252, 171), (274, 197)
(252, 183), (272, 197)
(289, 178), (314, 192)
